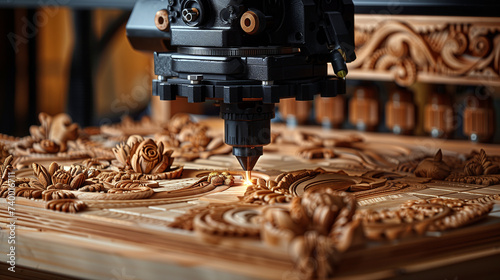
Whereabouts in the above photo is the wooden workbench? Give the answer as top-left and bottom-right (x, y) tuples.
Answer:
(1, 120), (500, 280)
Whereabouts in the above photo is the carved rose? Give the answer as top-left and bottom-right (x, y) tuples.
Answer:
(113, 136), (175, 174)
(130, 139), (173, 174)
(112, 135), (145, 168)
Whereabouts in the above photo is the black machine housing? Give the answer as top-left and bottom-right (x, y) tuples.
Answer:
(126, 0), (356, 171)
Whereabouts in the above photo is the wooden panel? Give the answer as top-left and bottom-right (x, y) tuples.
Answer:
(346, 15), (500, 87)
(1, 117), (500, 279)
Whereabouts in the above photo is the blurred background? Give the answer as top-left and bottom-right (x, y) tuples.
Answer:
(0, 6), (206, 136)
(1, 2), (499, 142)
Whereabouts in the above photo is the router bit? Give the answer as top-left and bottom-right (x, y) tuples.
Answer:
(220, 102), (274, 176)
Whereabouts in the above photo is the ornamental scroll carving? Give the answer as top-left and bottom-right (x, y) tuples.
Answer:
(350, 15), (500, 86)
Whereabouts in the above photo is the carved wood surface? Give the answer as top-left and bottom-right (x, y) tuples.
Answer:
(348, 15), (500, 86)
(1, 114), (500, 279)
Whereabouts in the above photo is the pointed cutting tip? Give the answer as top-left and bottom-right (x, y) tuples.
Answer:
(233, 146), (262, 173)
(236, 155), (260, 172)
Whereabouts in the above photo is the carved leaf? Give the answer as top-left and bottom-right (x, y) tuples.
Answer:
(48, 162), (60, 176)
(1, 155), (13, 185)
(70, 173), (86, 189)
(32, 163), (51, 188)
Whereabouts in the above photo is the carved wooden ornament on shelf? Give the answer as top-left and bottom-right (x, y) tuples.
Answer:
(350, 15), (500, 86)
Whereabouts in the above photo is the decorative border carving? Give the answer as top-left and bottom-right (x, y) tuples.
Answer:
(348, 15), (500, 86)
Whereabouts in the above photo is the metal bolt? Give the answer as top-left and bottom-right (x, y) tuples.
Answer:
(158, 75), (166, 82)
(262, 80), (274, 86)
(188, 74), (203, 84)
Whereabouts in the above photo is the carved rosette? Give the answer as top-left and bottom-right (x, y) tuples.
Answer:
(350, 15), (500, 86)
(112, 135), (176, 174)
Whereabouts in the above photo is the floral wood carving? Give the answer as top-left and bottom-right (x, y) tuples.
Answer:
(113, 135), (174, 174)
(241, 168), (388, 205)
(443, 149), (500, 186)
(171, 189), (363, 280)
(156, 114), (231, 161)
(103, 113), (230, 162)
(0, 142), (11, 164)
(359, 198), (493, 241)
(28, 113), (79, 152)
(464, 149), (499, 176)
(0, 155), (13, 186)
(32, 163), (86, 190)
(351, 15), (500, 86)
(0, 162), (90, 212)
(469, 150), (500, 166)
(262, 189), (363, 280)
(94, 167), (183, 183)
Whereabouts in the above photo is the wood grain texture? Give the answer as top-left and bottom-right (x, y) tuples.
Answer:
(1, 116), (500, 279)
